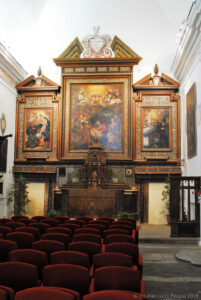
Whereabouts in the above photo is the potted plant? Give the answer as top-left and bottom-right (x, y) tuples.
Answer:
(161, 176), (171, 224)
(118, 211), (130, 218)
(47, 209), (61, 217)
(7, 175), (31, 215)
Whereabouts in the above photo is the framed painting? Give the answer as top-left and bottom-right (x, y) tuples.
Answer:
(23, 108), (53, 151)
(62, 76), (131, 160)
(141, 107), (171, 151)
(125, 167), (133, 177)
(186, 83), (197, 159)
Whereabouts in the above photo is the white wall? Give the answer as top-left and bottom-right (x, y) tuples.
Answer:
(149, 182), (167, 225)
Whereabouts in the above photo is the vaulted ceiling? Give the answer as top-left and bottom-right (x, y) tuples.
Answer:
(0, 0), (194, 83)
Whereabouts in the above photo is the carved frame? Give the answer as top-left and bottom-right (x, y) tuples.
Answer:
(15, 92), (59, 161)
(134, 90), (180, 162)
(61, 75), (132, 161)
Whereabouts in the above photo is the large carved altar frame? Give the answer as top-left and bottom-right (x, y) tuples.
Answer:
(133, 90), (180, 163)
(60, 74), (132, 161)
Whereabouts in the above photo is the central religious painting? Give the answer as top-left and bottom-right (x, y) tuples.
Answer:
(70, 83), (122, 151)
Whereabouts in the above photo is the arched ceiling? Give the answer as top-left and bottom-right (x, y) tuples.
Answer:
(0, 0), (194, 84)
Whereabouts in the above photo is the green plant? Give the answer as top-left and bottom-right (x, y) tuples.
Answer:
(161, 176), (171, 219)
(118, 211), (130, 218)
(47, 209), (61, 217)
(7, 175), (31, 215)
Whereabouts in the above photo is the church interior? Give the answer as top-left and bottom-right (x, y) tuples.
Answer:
(0, 0), (201, 299)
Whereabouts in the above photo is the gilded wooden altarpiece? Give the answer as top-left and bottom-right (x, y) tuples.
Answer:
(15, 93), (59, 161)
(134, 91), (180, 162)
(61, 75), (132, 161)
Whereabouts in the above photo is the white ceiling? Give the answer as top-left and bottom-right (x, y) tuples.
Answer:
(0, 0), (194, 84)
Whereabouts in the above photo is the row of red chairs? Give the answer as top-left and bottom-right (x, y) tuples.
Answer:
(0, 261), (146, 298)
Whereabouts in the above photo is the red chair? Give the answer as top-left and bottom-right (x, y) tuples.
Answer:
(4, 222), (24, 231)
(31, 216), (47, 222)
(93, 252), (133, 270)
(17, 219), (37, 225)
(69, 241), (101, 265)
(29, 223), (50, 235)
(96, 217), (115, 225)
(16, 226), (40, 240)
(0, 285), (15, 300)
(41, 233), (70, 249)
(47, 226), (72, 238)
(118, 217), (137, 229)
(74, 228), (100, 236)
(84, 224), (105, 234)
(15, 287), (77, 300)
(104, 234), (134, 244)
(88, 220), (109, 227)
(11, 215), (29, 221)
(62, 223), (80, 233)
(53, 216), (70, 223)
(90, 266), (145, 294)
(103, 229), (129, 238)
(32, 240), (65, 258)
(0, 219), (13, 225)
(9, 249), (47, 280)
(109, 224), (133, 234)
(76, 217), (94, 223)
(0, 240), (18, 261)
(41, 218), (60, 227)
(0, 233), (3, 239)
(66, 220), (86, 226)
(43, 264), (90, 297)
(83, 290), (147, 300)
(105, 242), (142, 273)
(50, 250), (90, 270)
(0, 261), (39, 292)
(0, 226), (16, 238)
(6, 232), (34, 249)
(73, 234), (101, 244)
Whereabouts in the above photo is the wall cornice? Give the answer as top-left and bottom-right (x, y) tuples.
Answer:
(171, 0), (201, 83)
(0, 42), (27, 84)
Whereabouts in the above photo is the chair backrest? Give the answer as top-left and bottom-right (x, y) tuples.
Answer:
(43, 264), (90, 296)
(4, 222), (24, 231)
(47, 226), (72, 237)
(41, 233), (70, 248)
(89, 220), (109, 227)
(105, 242), (139, 265)
(66, 219), (86, 226)
(6, 232), (34, 249)
(52, 216), (70, 223)
(118, 218), (136, 229)
(83, 224), (105, 233)
(93, 252), (133, 270)
(0, 261), (38, 292)
(0, 285), (15, 300)
(50, 250), (90, 269)
(96, 217), (115, 224)
(83, 290), (146, 300)
(0, 239), (18, 261)
(104, 234), (134, 244)
(9, 249), (47, 279)
(16, 226), (40, 240)
(73, 233), (101, 244)
(69, 241), (101, 264)
(0, 226), (12, 237)
(0, 219), (13, 225)
(93, 266), (141, 293)
(32, 240), (65, 258)
(63, 223), (80, 233)
(109, 224), (132, 234)
(31, 216), (47, 222)
(74, 227), (100, 236)
(103, 229), (129, 238)
(76, 217), (94, 223)
(41, 218), (60, 227)
(15, 287), (75, 300)
(11, 215), (29, 221)
(29, 223), (50, 235)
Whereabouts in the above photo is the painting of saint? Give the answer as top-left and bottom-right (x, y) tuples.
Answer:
(142, 108), (170, 150)
(186, 83), (197, 158)
(69, 83), (123, 151)
(24, 109), (52, 151)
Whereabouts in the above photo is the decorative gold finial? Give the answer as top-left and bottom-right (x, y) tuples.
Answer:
(154, 64), (159, 75)
(37, 66), (42, 77)
(1, 113), (6, 136)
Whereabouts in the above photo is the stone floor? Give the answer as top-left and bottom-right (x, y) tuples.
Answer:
(139, 224), (201, 300)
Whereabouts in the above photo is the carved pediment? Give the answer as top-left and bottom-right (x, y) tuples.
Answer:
(58, 37), (84, 59)
(134, 65), (180, 90)
(111, 36), (141, 59)
(16, 73), (60, 92)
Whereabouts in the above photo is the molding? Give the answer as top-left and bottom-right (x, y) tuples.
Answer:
(0, 74), (17, 94)
(0, 42), (27, 84)
(171, 1), (201, 83)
